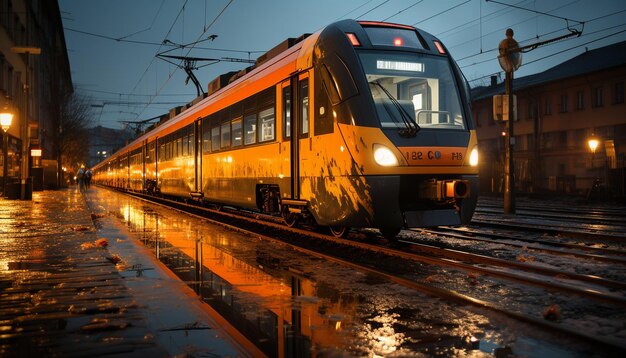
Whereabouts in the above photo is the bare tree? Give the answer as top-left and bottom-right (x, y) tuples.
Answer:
(51, 91), (93, 186)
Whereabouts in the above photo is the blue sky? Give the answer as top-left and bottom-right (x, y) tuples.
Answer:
(59, 0), (626, 129)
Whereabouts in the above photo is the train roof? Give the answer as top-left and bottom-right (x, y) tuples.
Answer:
(95, 19), (448, 166)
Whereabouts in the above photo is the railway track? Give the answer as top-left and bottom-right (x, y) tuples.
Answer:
(111, 189), (626, 352)
(473, 199), (626, 242)
(420, 226), (626, 265)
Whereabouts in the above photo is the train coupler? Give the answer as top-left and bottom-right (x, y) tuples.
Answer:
(420, 179), (470, 202)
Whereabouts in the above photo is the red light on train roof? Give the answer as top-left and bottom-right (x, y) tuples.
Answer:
(358, 21), (415, 30)
(346, 33), (361, 46)
(433, 40), (446, 54)
(393, 37), (403, 46)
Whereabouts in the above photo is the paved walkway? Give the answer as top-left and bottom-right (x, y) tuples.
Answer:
(0, 188), (244, 357)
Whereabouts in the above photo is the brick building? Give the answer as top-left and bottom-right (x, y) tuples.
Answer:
(1, 0), (71, 193)
(471, 41), (626, 198)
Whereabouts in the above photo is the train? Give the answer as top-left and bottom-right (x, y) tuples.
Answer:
(92, 19), (479, 239)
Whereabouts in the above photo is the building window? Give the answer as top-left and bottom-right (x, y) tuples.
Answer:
(592, 87), (603, 107)
(544, 96), (552, 115)
(559, 94), (568, 113)
(528, 101), (537, 120)
(614, 82), (624, 104)
(576, 90), (584, 110)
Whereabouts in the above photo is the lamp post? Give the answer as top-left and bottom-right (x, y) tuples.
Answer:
(587, 134), (601, 197)
(1, 100), (14, 196)
(498, 28), (522, 214)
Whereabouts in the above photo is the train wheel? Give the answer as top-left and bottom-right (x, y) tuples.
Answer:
(329, 226), (348, 238)
(282, 207), (298, 228)
(379, 227), (401, 240)
(458, 194), (478, 225)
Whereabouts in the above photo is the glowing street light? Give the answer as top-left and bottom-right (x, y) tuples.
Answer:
(0, 110), (12, 132)
(587, 136), (599, 154)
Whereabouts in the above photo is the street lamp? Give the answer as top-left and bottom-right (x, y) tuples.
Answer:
(587, 135), (599, 155)
(587, 134), (602, 199)
(1, 99), (14, 196)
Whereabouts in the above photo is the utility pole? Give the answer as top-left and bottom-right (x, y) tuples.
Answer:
(495, 26), (581, 214)
(498, 29), (521, 214)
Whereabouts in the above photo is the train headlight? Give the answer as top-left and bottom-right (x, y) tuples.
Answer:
(469, 147), (479, 166)
(373, 144), (398, 166)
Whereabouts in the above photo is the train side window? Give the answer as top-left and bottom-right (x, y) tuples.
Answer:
(182, 136), (188, 156)
(315, 74), (333, 135)
(320, 64), (341, 105)
(148, 142), (155, 161)
(282, 86), (291, 139)
(258, 107), (275, 142)
(244, 113), (257, 145)
(176, 138), (182, 158)
(189, 133), (194, 156)
(300, 78), (309, 136)
(220, 122), (231, 149)
(232, 118), (242, 147)
(211, 127), (220, 151)
(324, 53), (359, 102)
(202, 117), (211, 153)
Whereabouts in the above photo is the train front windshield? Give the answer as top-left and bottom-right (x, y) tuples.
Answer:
(360, 52), (467, 131)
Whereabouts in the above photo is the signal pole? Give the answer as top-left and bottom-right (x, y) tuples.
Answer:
(498, 29), (521, 214)
(504, 70), (515, 214)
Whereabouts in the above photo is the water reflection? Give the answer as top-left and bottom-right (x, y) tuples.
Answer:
(120, 203), (351, 357)
(94, 192), (533, 357)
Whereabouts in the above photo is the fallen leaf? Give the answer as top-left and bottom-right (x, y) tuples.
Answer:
(95, 238), (109, 248)
(543, 304), (561, 321)
(80, 242), (96, 250)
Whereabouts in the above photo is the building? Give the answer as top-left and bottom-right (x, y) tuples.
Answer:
(471, 41), (626, 199)
(87, 125), (135, 168)
(1, 0), (71, 194)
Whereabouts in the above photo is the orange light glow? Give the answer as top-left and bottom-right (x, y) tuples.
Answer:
(434, 40), (446, 54)
(346, 33), (360, 46)
(393, 37), (403, 46)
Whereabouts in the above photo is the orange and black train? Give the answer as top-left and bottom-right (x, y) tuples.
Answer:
(93, 19), (479, 239)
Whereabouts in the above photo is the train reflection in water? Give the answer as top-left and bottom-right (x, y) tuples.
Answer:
(119, 204), (358, 357)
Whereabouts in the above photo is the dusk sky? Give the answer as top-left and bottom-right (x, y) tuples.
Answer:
(58, 0), (626, 130)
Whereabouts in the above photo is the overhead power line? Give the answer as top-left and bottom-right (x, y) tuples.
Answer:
(412, 0), (472, 26)
(356, 0), (391, 19)
(466, 27), (626, 85)
(381, 0), (425, 22)
(486, 0), (584, 25)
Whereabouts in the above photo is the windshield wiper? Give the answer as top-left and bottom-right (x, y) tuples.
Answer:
(370, 81), (420, 137)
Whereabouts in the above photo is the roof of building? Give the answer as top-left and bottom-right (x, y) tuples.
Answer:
(471, 40), (626, 101)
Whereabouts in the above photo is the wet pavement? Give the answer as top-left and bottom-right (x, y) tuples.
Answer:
(83, 187), (610, 357)
(1, 187), (618, 357)
(0, 188), (245, 357)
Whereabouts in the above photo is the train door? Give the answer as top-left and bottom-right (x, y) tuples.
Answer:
(296, 73), (311, 197)
(194, 118), (202, 195)
(155, 137), (159, 190)
(142, 139), (147, 191)
(287, 72), (310, 200)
